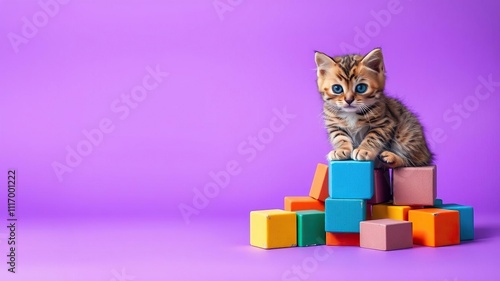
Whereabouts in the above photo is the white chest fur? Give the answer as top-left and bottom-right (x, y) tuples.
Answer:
(343, 114), (358, 128)
(339, 113), (369, 147)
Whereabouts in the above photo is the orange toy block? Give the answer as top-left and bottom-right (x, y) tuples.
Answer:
(326, 232), (360, 246)
(284, 196), (325, 212)
(308, 163), (329, 202)
(408, 208), (460, 247)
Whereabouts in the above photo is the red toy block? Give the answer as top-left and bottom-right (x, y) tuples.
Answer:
(360, 219), (413, 251)
(393, 166), (436, 206)
(326, 232), (360, 246)
(284, 196), (325, 212)
(368, 169), (391, 204)
(308, 163), (329, 202)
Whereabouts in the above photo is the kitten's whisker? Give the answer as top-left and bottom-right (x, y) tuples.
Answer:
(360, 104), (374, 127)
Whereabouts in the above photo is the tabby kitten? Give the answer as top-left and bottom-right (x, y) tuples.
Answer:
(314, 48), (433, 167)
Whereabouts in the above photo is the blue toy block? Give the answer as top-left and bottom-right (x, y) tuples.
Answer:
(296, 210), (326, 247)
(439, 204), (474, 241)
(325, 198), (366, 233)
(329, 160), (374, 199)
(434, 198), (443, 206)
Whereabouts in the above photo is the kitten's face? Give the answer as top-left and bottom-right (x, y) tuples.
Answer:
(315, 48), (386, 114)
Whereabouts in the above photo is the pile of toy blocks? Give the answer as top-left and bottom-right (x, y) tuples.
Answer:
(250, 161), (474, 251)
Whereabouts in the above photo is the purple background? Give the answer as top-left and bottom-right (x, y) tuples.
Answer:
(1, 0), (499, 280)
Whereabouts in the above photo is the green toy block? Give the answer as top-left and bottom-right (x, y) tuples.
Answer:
(296, 210), (326, 246)
(439, 204), (474, 241)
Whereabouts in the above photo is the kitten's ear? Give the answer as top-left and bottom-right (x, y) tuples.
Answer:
(361, 48), (384, 73)
(315, 51), (335, 76)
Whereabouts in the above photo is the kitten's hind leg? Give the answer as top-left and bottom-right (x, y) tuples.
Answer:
(379, 151), (405, 168)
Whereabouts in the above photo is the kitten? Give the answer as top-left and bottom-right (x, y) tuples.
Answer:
(314, 48), (433, 167)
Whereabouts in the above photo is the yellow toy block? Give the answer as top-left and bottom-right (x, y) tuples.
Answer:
(409, 208), (460, 247)
(250, 209), (297, 249)
(372, 203), (414, 221)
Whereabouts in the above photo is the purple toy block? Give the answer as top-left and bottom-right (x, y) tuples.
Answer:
(368, 169), (391, 204)
(393, 166), (436, 206)
(360, 219), (413, 251)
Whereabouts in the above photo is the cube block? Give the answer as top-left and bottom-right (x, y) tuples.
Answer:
(372, 203), (414, 221)
(329, 160), (374, 199)
(408, 208), (460, 247)
(393, 166), (436, 206)
(326, 232), (360, 246)
(325, 198), (366, 233)
(368, 169), (391, 204)
(434, 198), (443, 207)
(308, 163), (329, 202)
(439, 204), (474, 241)
(360, 219), (413, 251)
(296, 210), (326, 247)
(250, 209), (297, 249)
(366, 203), (372, 220)
(284, 196), (324, 212)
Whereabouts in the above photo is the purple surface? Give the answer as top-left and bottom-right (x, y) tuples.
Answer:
(0, 0), (499, 280)
(0, 216), (499, 281)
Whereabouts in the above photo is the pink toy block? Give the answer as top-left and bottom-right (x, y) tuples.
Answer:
(360, 219), (413, 251)
(393, 166), (436, 206)
(368, 169), (391, 204)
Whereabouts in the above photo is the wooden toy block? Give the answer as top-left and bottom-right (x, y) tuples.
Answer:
(360, 219), (413, 251)
(393, 166), (436, 206)
(433, 198), (443, 206)
(325, 198), (366, 233)
(368, 169), (391, 204)
(372, 203), (413, 221)
(408, 208), (460, 247)
(329, 160), (374, 199)
(296, 210), (326, 247)
(366, 203), (372, 220)
(439, 204), (474, 241)
(308, 163), (329, 202)
(250, 209), (297, 249)
(326, 232), (360, 246)
(284, 196), (324, 212)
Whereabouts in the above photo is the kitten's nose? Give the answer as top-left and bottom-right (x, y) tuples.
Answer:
(345, 98), (354, 105)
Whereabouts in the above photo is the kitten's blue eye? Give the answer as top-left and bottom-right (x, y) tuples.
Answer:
(332, 84), (343, 94)
(355, 83), (368, 94)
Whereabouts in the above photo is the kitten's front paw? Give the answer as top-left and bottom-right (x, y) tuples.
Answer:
(327, 149), (352, 161)
(379, 151), (404, 168)
(352, 148), (376, 161)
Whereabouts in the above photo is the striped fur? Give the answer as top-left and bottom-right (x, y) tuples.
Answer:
(314, 48), (433, 167)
